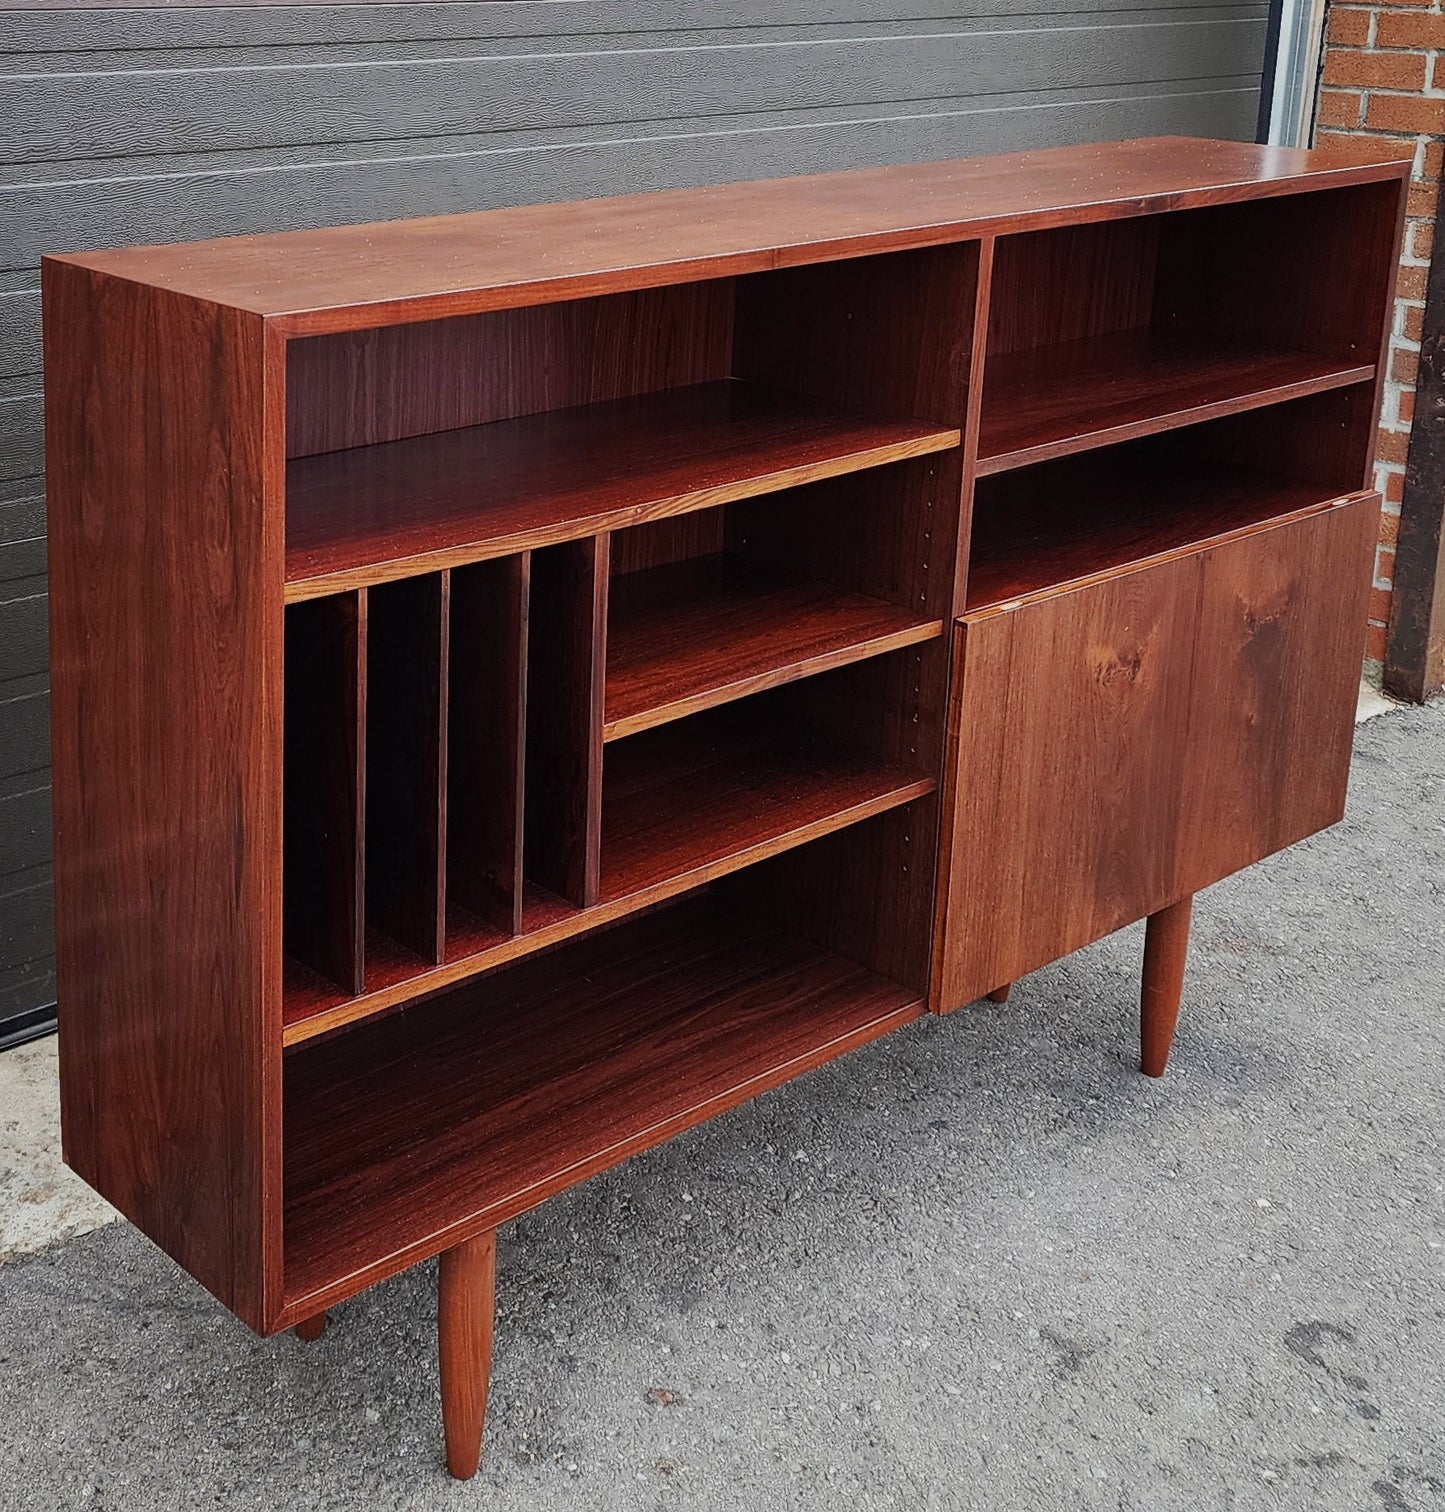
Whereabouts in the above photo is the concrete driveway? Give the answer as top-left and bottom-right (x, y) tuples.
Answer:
(1, 700), (1441, 1512)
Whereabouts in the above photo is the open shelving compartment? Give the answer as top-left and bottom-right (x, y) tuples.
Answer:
(965, 383), (1382, 611)
(976, 179), (1401, 476)
(276, 241), (978, 1310)
(282, 246), (969, 604)
(281, 859), (925, 1311)
(603, 463), (947, 741)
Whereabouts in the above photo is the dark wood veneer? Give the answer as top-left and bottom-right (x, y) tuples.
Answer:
(447, 555), (529, 937)
(605, 558), (942, 740)
(285, 380), (959, 599)
(282, 895), (921, 1313)
(45, 263), (281, 1331)
(365, 572), (449, 966)
(45, 138), (1406, 1476)
(977, 335), (1372, 475)
(935, 493), (1380, 1011)
(283, 592), (365, 995)
(600, 694), (935, 901)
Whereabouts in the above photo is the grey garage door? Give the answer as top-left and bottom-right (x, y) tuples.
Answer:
(0, 0), (1270, 1040)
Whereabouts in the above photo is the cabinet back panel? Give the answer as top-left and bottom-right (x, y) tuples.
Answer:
(609, 513), (727, 578)
(733, 244), (978, 425)
(285, 279), (735, 458)
(1153, 181), (1404, 363)
(987, 218), (1160, 358)
(525, 538), (607, 908)
(1181, 381), (1381, 494)
(725, 455), (951, 619)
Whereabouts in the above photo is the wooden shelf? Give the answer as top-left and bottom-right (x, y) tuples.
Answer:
(976, 333), (1373, 475)
(282, 896), (922, 1309)
(966, 458), (1352, 612)
(600, 708), (933, 902)
(285, 380), (959, 600)
(605, 558), (942, 740)
(280, 719), (932, 1045)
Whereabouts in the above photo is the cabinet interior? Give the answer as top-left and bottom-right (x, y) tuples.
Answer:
(273, 180), (1390, 1312)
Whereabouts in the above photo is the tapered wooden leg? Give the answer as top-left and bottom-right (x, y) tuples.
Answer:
(1141, 895), (1193, 1077)
(986, 983), (1011, 1003)
(438, 1230), (496, 1480)
(294, 1310), (327, 1342)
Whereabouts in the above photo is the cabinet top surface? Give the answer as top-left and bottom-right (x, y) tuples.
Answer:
(46, 136), (1408, 335)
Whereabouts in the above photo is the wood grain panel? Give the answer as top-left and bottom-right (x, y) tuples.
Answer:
(604, 556), (941, 741)
(447, 555), (528, 938)
(986, 217), (1158, 358)
(1176, 494), (1379, 890)
(727, 247), (979, 996)
(599, 695), (934, 900)
(936, 494), (1381, 1010)
(284, 380), (959, 599)
(966, 456), (1354, 611)
(44, 260), (279, 1330)
(934, 555), (1201, 1010)
(285, 281), (734, 457)
(1154, 179), (1406, 366)
(977, 334), (1372, 475)
(606, 511), (727, 578)
(727, 453), (961, 623)
(734, 244), (977, 425)
(281, 895), (921, 1316)
(524, 538), (606, 908)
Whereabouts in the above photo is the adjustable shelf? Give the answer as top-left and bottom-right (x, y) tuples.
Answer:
(976, 333), (1373, 475)
(285, 379), (959, 601)
(967, 466), (1334, 611)
(282, 891), (922, 1310)
(980, 188), (1390, 478)
(965, 387), (1379, 611)
(605, 555), (943, 741)
(600, 694), (934, 901)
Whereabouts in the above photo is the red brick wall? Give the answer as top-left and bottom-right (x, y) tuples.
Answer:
(1317, 0), (1443, 665)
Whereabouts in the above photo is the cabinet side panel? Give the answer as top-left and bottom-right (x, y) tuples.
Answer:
(935, 559), (1200, 1011)
(44, 262), (279, 1330)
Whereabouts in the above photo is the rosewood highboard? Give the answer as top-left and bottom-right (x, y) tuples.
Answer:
(43, 135), (1407, 1478)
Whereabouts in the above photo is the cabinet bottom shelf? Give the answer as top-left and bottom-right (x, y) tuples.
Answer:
(281, 893), (921, 1313)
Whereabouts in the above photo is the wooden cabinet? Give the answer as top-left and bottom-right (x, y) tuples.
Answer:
(43, 137), (1406, 1479)
(933, 493), (1379, 1010)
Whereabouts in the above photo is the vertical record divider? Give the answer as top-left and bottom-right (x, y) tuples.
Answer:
(447, 553), (531, 946)
(523, 534), (608, 910)
(365, 571), (449, 967)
